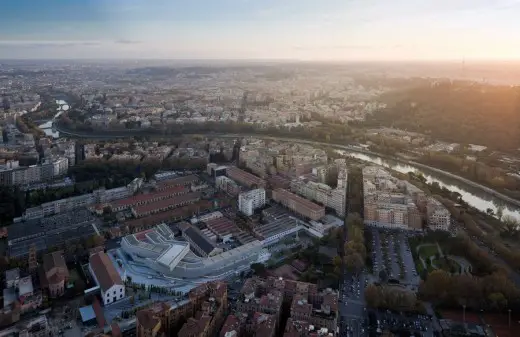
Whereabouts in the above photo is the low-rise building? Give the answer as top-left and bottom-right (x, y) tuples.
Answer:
(89, 252), (125, 305)
(39, 251), (69, 298)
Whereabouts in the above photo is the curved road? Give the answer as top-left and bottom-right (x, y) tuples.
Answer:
(56, 125), (520, 208)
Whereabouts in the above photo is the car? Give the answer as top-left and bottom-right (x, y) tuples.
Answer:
(147, 276), (153, 279)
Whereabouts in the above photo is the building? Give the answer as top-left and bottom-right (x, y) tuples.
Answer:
(121, 224), (265, 280)
(131, 192), (201, 218)
(226, 167), (266, 189)
(135, 281), (227, 337)
(238, 189), (266, 216)
(89, 252), (125, 305)
(8, 209), (99, 258)
(426, 197), (451, 231)
(207, 163), (227, 178)
(180, 223), (222, 257)
(111, 186), (191, 213)
(236, 277), (338, 335)
(3, 275), (42, 315)
(362, 166), (425, 231)
(237, 278), (283, 319)
(272, 188), (325, 221)
(0, 314), (49, 337)
(136, 309), (165, 337)
(216, 176), (241, 196)
(39, 251), (69, 298)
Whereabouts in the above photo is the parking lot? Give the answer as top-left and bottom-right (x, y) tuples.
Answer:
(370, 309), (434, 337)
(371, 229), (420, 287)
(339, 272), (367, 337)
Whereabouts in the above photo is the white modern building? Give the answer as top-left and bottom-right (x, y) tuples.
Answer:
(121, 223), (265, 279)
(89, 252), (125, 305)
(238, 188), (266, 216)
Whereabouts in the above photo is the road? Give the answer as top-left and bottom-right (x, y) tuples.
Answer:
(54, 126), (520, 209)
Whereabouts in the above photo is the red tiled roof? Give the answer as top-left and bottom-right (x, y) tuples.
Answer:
(157, 175), (198, 189)
(273, 188), (324, 212)
(124, 200), (213, 229)
(111, 186), (189, 209)
(227, 167), (265, 186)
(92, 297), (107, 328)
(89, 252), (123, 292)
(132, 192), (201, 215)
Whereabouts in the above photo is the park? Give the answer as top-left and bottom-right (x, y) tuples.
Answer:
(410, 234), (473, 278)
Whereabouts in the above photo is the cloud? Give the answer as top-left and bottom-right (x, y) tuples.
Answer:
(0, 40), (102, 48)
(114, 39), (141, 45)
(293, 45), (383, 51)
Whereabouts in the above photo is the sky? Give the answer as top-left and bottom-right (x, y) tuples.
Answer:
(1, 0), (520, 60)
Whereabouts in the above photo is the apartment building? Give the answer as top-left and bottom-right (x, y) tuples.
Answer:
(136, 307), (166, 337)
(363, 166), (424, 231)
(226, 167), (266, 189)
(272, 188), (325, 221)
(215, 176), (241, 196)
(426, 197), (451, 231)
(238, 188), (266, 216)
(236, 277), (338, 334)
(136, 281), (227, 337)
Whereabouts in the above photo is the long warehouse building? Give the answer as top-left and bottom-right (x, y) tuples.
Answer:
(272, 188), (325, 221)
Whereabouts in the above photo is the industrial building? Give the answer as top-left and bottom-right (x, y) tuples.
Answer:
(272, 188), (325, 221)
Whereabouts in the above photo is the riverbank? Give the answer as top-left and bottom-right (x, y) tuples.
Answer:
(54, 123), (520, 211)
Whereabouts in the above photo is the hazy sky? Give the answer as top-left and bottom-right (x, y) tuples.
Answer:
(1, 0), (520, 60)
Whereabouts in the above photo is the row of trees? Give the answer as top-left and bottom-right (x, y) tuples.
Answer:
(405, 172), (520, 274)
(419, 269), (520, 312)
(343, 213), (367, 273)
(418, 152), (520, 200)
(365, 284), (419, 312)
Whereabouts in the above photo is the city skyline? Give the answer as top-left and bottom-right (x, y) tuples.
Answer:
(1, 0), (520, 60)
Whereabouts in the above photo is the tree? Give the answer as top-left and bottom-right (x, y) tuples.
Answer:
(344, 253), (364, 273)
(250, 263), (266, 275)
(501, 215), (519, 236)
(488, 292), (508, 311)
(497, 205), (505, 221)
(365, 284), (380, 308)
(345, 241), (367, 260)
(333, 256), (343, 273)
(379, 269), (389, 283)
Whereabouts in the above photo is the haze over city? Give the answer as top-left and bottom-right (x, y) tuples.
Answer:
(3, 2), (520, 337)
(2, 0), (520, 60)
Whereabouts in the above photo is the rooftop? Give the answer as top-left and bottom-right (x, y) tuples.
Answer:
(89, 252), (123, 292)
(273, 188), (325, 212)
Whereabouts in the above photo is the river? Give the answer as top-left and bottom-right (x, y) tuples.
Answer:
(337, 150), (520, 222)
(51, 120), (520, 221)
(38, 99), (69, 138)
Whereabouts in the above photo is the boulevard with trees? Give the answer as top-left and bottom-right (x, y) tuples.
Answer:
(343, 212), (367, 273)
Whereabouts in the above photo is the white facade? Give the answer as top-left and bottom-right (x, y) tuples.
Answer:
(238, 188), (266, 216)
(52, 157), (69, 177)
(101, 284), (125, 305)
(426, 197), (451, 231)
(88, 263), (125, 306)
